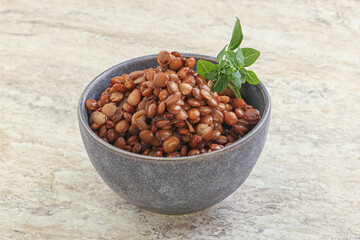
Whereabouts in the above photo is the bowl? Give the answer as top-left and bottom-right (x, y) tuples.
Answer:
(77, 53), (271, 214)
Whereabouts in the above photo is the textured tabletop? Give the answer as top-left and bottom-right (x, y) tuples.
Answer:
(0, 0), (359, 239)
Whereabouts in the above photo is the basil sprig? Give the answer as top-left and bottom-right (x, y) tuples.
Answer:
(196, 17), (260, 98)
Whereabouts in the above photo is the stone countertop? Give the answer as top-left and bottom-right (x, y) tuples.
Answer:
(0, 0), (359, 239)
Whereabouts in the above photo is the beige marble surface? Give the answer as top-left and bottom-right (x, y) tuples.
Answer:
(0, 0), (359, 239)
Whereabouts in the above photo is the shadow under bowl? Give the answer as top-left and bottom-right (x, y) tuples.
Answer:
(77, 53), (271, 215)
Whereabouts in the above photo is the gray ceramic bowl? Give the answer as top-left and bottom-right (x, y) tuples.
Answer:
(77, 53), (271, 215)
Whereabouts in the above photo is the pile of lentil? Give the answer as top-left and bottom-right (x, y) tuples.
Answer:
(85, 50), (261, 157)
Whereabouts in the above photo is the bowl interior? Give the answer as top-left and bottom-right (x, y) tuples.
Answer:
(78, 53), (270, 160)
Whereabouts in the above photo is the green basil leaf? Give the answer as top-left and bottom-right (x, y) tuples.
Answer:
(239, 68), (248, 75)
(206, 69), (218, 80)
(219, 60), (226, 68)
(242, 48), (260, 67)
(232, 71), (242, 89)
(244, 70), (259, 85)
(232, 70), (241, 79)
(234, 78), (242, 89)
(225, 66), (232, 75)
(229, 84), (242, 98)
(236, 48), (244, 66)
(211, 75), (228, 93)
(196, 59), (218, 78)
(216, 44), (228, 63)
(228, 17), (243, 51)
(241, 77), (246, 84)
(225, 50), (238, 67)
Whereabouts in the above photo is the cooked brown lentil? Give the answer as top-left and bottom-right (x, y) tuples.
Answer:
(85, 50), (261, 157)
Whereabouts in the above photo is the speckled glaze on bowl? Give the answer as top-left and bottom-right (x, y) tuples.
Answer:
(77, 53), (271, 215)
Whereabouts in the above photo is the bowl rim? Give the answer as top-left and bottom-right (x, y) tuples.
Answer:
(77, 53), (271, 163)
